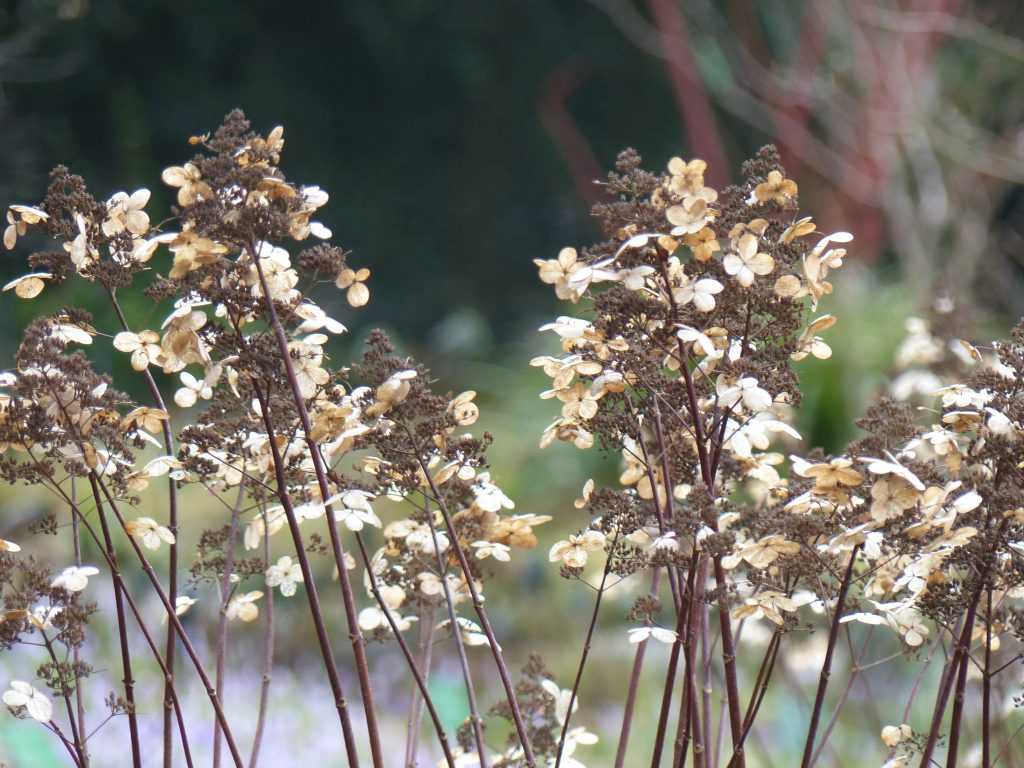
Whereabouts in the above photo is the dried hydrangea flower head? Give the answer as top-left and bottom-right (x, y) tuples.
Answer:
(0, 110), (537, 768)
(534, 145), (1024, 767)
(534, 147), (857, 768)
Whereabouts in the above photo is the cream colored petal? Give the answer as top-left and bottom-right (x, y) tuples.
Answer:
(748, 252), (775, 275)
(161, 167), (188, 186)
(347, 282), (370, 308)
(113, 332), (141, 353)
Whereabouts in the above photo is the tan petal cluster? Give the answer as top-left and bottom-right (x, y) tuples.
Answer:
(336, 267), (370, 307)
(161, 163), (212, 207)
(4, 205), (48, 250)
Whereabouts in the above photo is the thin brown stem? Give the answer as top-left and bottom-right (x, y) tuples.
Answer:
(213, 482), (245, 768)
(46, 719), (84, 767)
(710, 556), (744, 764)
(714, 652), (729, 767)
(919, 522), (1007, 767)
(91, 474), (245, 768)
(671, 670), (690, 768)
(107, 288), (179, 768)
(249, 381), (361, 767)
(698, 578), (712, 766)
(706, 408), (746, 768)
(989, 654), (1021, 678)
(659, 255), (745, 766)
(86, 474), (142, 768)
(250, 252), (383, 768)
(249, 503), (276, 768)
(672, 554), (705, 768)
(800, 545), (862, 768)
(70, 477), (88, 768)
(40, 631), (86, 767)
(221, 302), (363, 764)
(554, 535), (617, 767)
(615, 568), (662, 768)
(652, 555), (698, 768)
(809, 627), (876, 767)
(902, 631), (944, 728)
(983, 588), (993, 768)
(925, 630), (970, 768)
(352, 532), (456, 768)
(726, 630), (782, 768)
(405, 603), (437, 767)
(653, 627), (683, 768)
(417, 456), (535, 765)
(634, 421), (682, 611)
(992, 704), (1024, 766)
(945, 657), (971, 766)
(37, 471), (194, 768)
(422, 495), (489, 767)
(646, 373), (705, 768)
(947, 633), (975, 767)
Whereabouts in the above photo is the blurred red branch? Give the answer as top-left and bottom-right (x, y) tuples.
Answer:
(646, 0), (728, 185)
(779, 7), (826, 178)
(538, 63), (605, 208)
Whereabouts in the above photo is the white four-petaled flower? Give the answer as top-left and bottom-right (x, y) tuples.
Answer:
(226, 591), (263, 623)
(627, 627), (678, 644)
(327, 490), (381, 531)
(125, 517), (176, 550)
(716, 376), (772, 413)
(102, 189), (151, 237)
(266, 555), (303, 597)
(674, 277), (723, 313)
(472, 541), (511, 562)
(3, 681), (52, 722)
(548, 530), (606, 568)
(723, 233), (774, 287)
(51, 565), (100, 593)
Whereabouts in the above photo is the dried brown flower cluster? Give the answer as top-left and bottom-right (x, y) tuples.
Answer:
(534, 147), (1024, 768)
(0, 111), (542, 768)
(3, 111), (1024, 768)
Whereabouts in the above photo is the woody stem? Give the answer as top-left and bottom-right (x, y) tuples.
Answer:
(92, 472), (246, 768)
(107, 288), (179, 768)
(422, 496), (489, 768)
(249, 380), (361, 768)
(555, 533), (617, 768)
(800, 545), (862, 768)
(615, 568), (662, 768)
(250, 244), (384, 768)
(416, 453), (536, 766)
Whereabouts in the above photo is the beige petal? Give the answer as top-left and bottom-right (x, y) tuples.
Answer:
(774, 275), (802, 297)
(749, 252), (775, 275)
(126, 209), (150, 235)
(347, 282), (370, 308)
(161, 166), (188, 186)
(128, 188), (151, 209)
(15, 277), (45, 299)
(113, 332), (141, 353)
